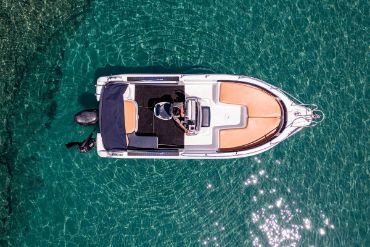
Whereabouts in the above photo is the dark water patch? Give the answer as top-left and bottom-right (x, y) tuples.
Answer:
(0, 0), (92, 242)
(43, 65), (64, 128)
(46, 99), (58, 116)
(0, 131), (14, 240)
(54, 65), (63, 78)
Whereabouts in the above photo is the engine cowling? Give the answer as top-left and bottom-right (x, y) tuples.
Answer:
(74, 109), (98, 125)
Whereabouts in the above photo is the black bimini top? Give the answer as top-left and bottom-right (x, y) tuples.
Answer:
(99, 83), (128, 150)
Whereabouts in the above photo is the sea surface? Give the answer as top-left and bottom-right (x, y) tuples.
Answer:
(0, 0), (368, 246)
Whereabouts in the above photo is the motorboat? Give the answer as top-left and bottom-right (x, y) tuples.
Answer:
(95, 74), (323, 159)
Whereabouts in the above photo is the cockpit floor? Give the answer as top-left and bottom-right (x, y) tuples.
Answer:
(135, 84), (185, 148)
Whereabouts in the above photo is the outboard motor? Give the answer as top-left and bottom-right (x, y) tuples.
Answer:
(65, 109), (98, 153)
(78, 131), (96, 153)
(74, 109), (98, 125)
(65, 130), (96, 153)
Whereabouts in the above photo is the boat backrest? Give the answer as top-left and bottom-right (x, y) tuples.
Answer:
(124, 100), (138, 133)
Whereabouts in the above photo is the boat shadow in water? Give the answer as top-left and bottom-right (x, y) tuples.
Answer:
(78, 92), (98, 109)
(93, 65), (218, 80)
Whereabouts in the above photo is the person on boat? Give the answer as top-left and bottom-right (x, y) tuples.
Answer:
(172, 103), (190, 135)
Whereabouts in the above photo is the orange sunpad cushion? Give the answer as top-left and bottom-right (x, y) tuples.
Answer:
(219, 82), (281, 118)
(219, 117), (281, 149)
(124, 100), (137, 134)
(219, 82), (282, 149)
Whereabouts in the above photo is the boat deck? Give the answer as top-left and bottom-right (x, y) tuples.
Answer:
(134, 84), (185, 148)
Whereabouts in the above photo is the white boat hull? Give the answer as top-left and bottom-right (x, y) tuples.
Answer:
(95, 74), (322, 159)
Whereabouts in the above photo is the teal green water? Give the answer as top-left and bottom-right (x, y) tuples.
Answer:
(0, 0), (369, 246)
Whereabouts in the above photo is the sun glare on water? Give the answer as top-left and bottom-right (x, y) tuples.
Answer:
(201, 157), (335, 247)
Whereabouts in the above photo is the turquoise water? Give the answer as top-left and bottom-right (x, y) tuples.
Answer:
(0, 0), (369, 246)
